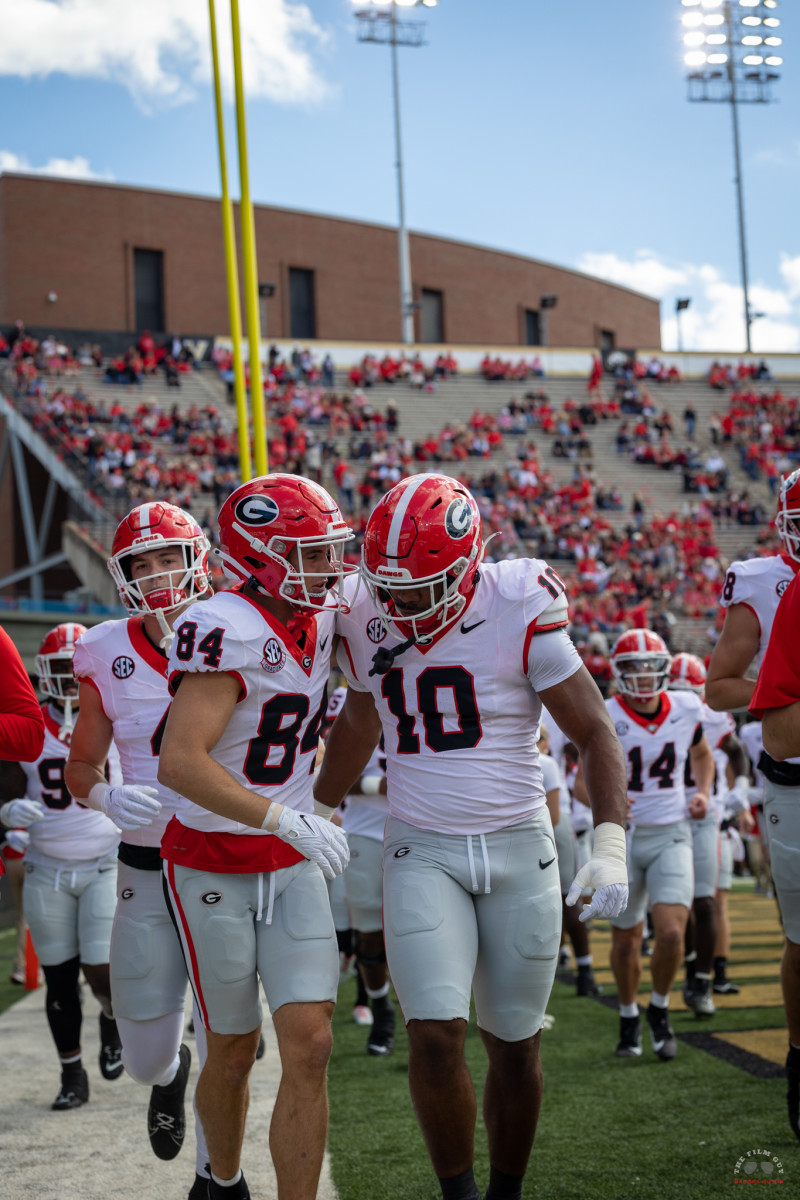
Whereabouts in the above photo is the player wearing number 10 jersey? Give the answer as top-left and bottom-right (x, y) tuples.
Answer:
(315, 473), (629, 1200)
(66, 501), (213, 1198)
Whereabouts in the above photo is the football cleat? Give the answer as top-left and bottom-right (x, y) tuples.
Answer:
(367, 999), (395, 1057)
(646, 1003), (678, 1061)
(148, 1043), (191, 1160)
(52, 1066), (89, 1110)
(682, 978), (695, 1009)
(187, 1172), (212, 1200)
(576, 966), (602, 997)
(713, 978), (740, 995)
(616, 1015), (642, 1058)
(99, 1013), (124, 1080)
(353, 1004), (373, 1027)
(688, 978), (716, 1019)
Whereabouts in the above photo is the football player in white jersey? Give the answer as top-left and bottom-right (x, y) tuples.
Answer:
(668, 652), (749, 1017)
(314, 474), (629, 1200)
(65, 502), (214, 1199)
(0, 622), (122, 1111)
(156, 475), (352, 1200)
(606, 630), (714, 1061)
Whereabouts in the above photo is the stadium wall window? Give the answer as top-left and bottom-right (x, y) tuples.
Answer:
(420, 289), (444, 344)
(525, 309), (541, 346)
(289, 268), (316, 339)
(600, 329), (616, 351)
(133, 248), (165, 333)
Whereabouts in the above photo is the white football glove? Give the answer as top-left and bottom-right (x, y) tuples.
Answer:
(271, 807), (350, 881)
(4, 829), (30, 854)
(565, 822), (629, 921)
(0, 799), (44, 828)
(726, 776), (752, 817)
(88, 782), (162, 831)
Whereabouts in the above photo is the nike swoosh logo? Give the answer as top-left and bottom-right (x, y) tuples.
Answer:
(669, 717), (680, 723)
(539, 856), (556, 869)
(320, 636), (329, 654)
(461, 619), (486, 634)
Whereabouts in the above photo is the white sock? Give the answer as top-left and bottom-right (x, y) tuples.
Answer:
(651, 991), (669, 1009)
(695, 972), (711, 982)
(60, 1052), (82, 1065)
(576, 955), (593, 967)
(620, 1003), (639, 1018)
(211, 1169), (243, 1188)
(366, 983), (390, 1000)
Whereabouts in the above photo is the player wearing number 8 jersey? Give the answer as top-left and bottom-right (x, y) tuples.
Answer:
(604, 630), (714, 1063)
(156, 474), (353, 1200)
(66, 502), (213, 1199)
(314, 473), (629, 1200)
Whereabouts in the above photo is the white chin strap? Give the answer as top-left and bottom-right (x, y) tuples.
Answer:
(58, 698), (74, 742)
(155, 607), (176, 652)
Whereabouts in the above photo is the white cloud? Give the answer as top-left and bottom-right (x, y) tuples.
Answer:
(576, 249), (800, 353)
(0, 0), (330, 109)
(0, 150), (113, 180)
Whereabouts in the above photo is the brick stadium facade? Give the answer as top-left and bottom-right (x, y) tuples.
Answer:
(0, 174), (661, 349)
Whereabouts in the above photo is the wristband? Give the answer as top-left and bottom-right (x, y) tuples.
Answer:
(733, 775), (750, 794)
(592, 822), (626, 862)
(87, 782), (110, 812)
(313, 798), (335, 821)
(261, 802), (283, 832)
(360, 775), (382, 796)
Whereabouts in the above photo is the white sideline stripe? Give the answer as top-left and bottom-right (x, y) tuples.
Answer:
(386, 475), (428, 558)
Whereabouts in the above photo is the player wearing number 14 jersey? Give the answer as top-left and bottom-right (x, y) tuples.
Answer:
(66, 502), (213, 1199)
(315, 473), (629, 1200)
(605, 630), (715, 1063)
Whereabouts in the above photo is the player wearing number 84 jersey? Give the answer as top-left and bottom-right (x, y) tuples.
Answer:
(315, 473), (629, 1200)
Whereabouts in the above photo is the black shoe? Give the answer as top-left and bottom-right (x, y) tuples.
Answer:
(256, 1033), (265, 1061)
(188, 1173), (211, 1200)
(646, 1003), (677, 1061)
(787, 1050), (800, 1142)
(576, 966), (602, 997)
(713, 978), (740, 995)
(615, 1014), (642, 1058)
(682, 977), (695, 1009)
(208, 1173), (251, 1200)
(367, 999), (395, 1057)
(52, 1066), (89, 1110)
(99, 1013), (124, 1080)
(148, 1043), (191, 1160)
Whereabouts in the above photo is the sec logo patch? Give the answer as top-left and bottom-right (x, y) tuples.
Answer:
(261, 638), (286, 673)
(777, 579), (790, 597)
(367, 617), (386, 644)
(112, 655), (136, 680)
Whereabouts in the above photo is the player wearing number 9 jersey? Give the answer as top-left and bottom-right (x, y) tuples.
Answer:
(315, 473), (629, 1200)
(66, 502), (214, 1196)
(0, 622), (122, 1113)
(156, 474), (355, 1200)
(605, 629), (715, 1064)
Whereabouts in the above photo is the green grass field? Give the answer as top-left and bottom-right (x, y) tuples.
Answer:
(1, 887), (794, 1200)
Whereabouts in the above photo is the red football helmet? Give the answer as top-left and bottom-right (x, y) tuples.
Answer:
(108, 502), (210, 615)
(668, 652), (707, 696)
(610, 629), (671, 700)
(776, 469), (800, 562)
(361, 473), (483, 642)
(217, 474), (356, 611)
(36, 622), (86, 700)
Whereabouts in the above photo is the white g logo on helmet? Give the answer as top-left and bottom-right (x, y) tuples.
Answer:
(234, 495), (280, 526)
(444, 499), (473, 539)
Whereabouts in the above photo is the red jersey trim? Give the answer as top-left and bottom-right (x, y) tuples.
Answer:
(235, 590), (317, 676)
(522, 619), (537, 676)
(339, 636), (359, 683)
(616, 692), (672, 731)
(79, 675), (109, 719)
(160, 815), (305, 873)
(779, 552), (800, 573)
(128, 618), (168, 677)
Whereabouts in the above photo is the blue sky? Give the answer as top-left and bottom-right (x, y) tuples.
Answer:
(1, 0), (798, 352)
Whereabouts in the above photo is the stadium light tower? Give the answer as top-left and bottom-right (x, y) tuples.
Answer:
(353, 0), (439, 345)
(682, 0), (783, 354)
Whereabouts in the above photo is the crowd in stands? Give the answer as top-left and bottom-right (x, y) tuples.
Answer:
(3, 320), (793, 661)
(480, 354), (544, 382)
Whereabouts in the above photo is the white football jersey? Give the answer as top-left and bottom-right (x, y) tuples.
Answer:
(22, 704), (121, 864)
(607, 690), (704, 826)
(679, 701), (735, 823)
(341, 743), (389, 842)
(740, 720), (765, 790)
(73, 617), (181, 848)
(720, 553), (798, 668)
(335, 559), (581, 835)
(166, 590), (335, 834)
